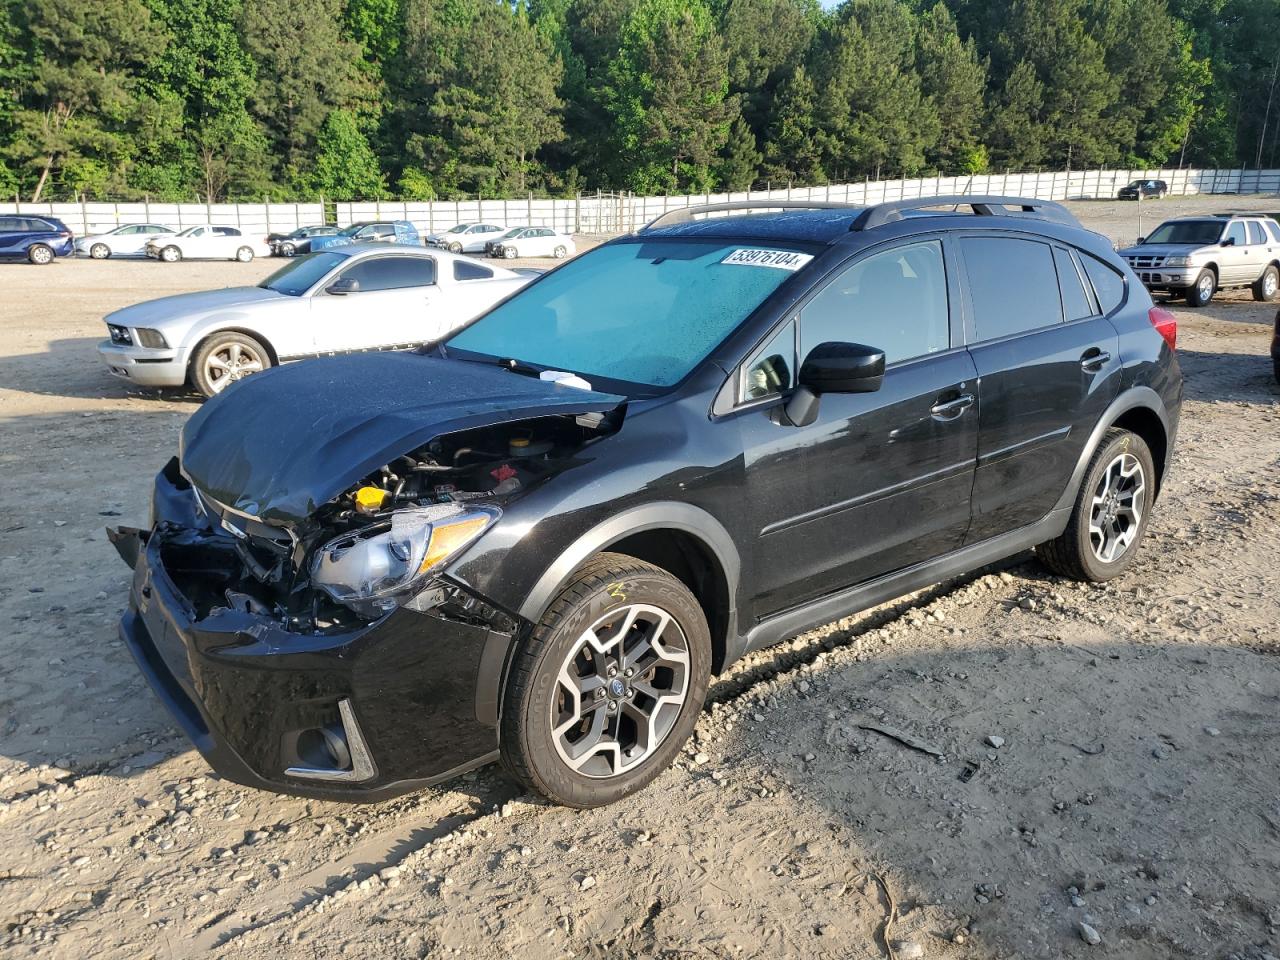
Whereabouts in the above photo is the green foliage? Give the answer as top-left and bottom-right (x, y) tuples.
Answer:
(0, 0), (1270, 199)
(307, 109), (386, 198)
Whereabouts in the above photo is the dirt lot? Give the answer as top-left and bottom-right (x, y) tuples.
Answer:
(2, 197), (1280, 960)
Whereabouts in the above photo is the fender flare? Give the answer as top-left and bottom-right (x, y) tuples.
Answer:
(1052, 385), (1174, 516)
(516, 500), (741, 625)
(476, 502), (741, 728)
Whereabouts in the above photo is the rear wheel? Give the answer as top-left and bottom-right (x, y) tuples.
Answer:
(1186, 268), (1215, 307)
(160, 245), (182, 263)
(500, 553), (711, 808)
(27, 243), (53, 265)
(1253, 264), (1279, 302)
(191, 331), (272, 397)
(1037, 428), (1155, 582)
(235, 245), (254, 262)
(90, 243), (111, 260)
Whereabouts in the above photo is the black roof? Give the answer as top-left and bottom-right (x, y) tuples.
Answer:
(639, 208), (866, 244)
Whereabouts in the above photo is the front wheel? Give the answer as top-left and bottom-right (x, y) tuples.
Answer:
(28, 244), (53, 265)
(279, 242), (295, 258)
(90, 243), (111, 260)
(160, 245), (182, 263)
(1253, 264), (1279, 302)
(191, 331), (272, 397)
(1037, 428), (1156, 582)
(503, 246), (517, 259)
(553, 245), (567, 259)
(1186, 268), (1215, 307)
(448, 242), (463, 254)
(235, 245), (254, 262)
(500, 553), (711, 808)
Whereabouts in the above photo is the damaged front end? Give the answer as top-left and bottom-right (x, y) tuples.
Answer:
(111, 353), (626, 800)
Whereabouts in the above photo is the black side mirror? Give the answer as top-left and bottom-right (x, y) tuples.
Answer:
(782, 341), (886, 427)
(326, 277), (360, 295)
(1220, 237), (1236, 247)
(1135, 236), (1145, 245)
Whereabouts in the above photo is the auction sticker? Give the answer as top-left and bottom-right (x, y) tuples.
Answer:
(721, 248), (813, 271)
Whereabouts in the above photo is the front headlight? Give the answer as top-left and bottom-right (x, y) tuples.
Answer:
(310, 504), (499, 614)
(1163, 256), (1192, 267)
(135, 327), (169, 349)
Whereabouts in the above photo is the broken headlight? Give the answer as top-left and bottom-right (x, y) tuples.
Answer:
(310, 504), (499, 616)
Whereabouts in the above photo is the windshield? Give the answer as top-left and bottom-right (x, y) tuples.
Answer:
(446, 223), (473, 234)
(177, 226), (203, 237)
(336, 223), (365, 238)
(257, 252), (347, 296)
(447, 238), (811, 388)
(1144, 220), (1224, 245)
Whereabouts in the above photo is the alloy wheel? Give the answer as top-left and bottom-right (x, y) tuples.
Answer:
(90, 243), (110, 259)
(1197, 272), (1214, 301)
(551, 603), (691, 779)
(30, 245), (52, 264)
(1088, 452), (1145, 563)
(1265, 270), (1278, 299)
(204, 341), (265, 393)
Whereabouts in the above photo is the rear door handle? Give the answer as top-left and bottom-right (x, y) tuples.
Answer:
(1081, 349), (1111, 372)
(930, 394), (974, 420)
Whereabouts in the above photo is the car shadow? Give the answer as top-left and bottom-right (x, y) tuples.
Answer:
(0, 336), (205, 403)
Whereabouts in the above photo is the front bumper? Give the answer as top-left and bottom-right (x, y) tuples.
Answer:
(114, 466), (509, 801)
(1127, 266), (1198, 290)
(97, 339), (189, 387)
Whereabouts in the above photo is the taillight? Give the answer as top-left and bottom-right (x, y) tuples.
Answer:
(1148, 306), (1177, 351)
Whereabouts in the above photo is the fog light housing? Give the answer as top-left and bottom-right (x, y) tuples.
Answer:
(284, 699), (376, 782)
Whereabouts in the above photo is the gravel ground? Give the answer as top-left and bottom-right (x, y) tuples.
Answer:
(2, 197), (1280, 959)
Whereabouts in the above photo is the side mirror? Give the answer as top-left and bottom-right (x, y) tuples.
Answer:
(326, 277), (360, 296)
(1220, 237), (1236, 247)
(781, 342), (886, 427)
(1135, 236), (1145, 245)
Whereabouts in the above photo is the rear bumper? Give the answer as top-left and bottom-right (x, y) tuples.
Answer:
(114, 467), (507, 802)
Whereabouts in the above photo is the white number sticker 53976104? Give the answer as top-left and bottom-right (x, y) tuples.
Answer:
(720, 248), (814, 271)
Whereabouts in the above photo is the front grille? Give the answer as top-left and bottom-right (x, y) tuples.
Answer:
(1139, 272), (1165, 284)
(108, 323), (133, 345)
(1126, 255), (1166, 269)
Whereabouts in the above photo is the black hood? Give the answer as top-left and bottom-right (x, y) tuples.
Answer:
(179, 352), (624, 525)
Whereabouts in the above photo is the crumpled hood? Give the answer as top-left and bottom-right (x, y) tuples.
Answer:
(179, 352), (624, 525)
(106, 286), (285, 329)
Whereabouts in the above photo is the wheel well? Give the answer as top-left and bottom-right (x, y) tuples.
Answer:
(188, 327), (279, 375)
(606, 529), (732, 674)
(1111, 406), (1168, 491)
(1202, 262), (1218, 279)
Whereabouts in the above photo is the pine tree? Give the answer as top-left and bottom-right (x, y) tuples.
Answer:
(761, 63), (824, 183)
(986, 58), (1045, 170)
(717, 114), (761, 188)
(915, 2), (987, 174)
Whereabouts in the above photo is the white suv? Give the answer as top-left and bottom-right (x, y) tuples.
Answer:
(1119, 214), (1280, 306)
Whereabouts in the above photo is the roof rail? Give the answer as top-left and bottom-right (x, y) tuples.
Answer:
(850, 195), (1080, 231)
(639, 199), (865, 232)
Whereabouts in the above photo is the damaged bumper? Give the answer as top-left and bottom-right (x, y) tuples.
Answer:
(113, 468), (515, 802)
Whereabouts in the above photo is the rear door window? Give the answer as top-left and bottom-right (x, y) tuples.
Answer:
(1079, 254), (1126, 315)
(961, 236), (1062, 341)
(799, 240), (950, 365)
(1248, 221), (1266, 245)
(1268, 221), (1280, 244)
(1053, 247), (1095, 321)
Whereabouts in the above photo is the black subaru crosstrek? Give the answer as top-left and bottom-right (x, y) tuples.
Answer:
(110, 196), (1182, 808)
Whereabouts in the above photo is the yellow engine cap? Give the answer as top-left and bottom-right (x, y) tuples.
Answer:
(354, 486), (389, 513)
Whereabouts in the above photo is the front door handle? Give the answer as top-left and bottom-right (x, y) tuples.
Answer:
(930, 394), (974, 420)
(1081, 349), (1111, 372)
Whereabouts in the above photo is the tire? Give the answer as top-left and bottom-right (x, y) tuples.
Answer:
(500, 552), (711, 808)
(90, 243), (111, 260)
(448, 242), (463, 254)
(1253, 264), (1279, 302)
(553, 245), (567, 259)
(27, 243), (53, 265)
(235, 245), (254, 262)
(190, 331), (272, 398)
(1186, 268), (1215, 307)
(1274, 357), (1280, 386)
(1037, 428), (1156, 582)
(160, 245), (182, 263)
(503, 246), (517, 259)
(280, 242), (295, 258)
